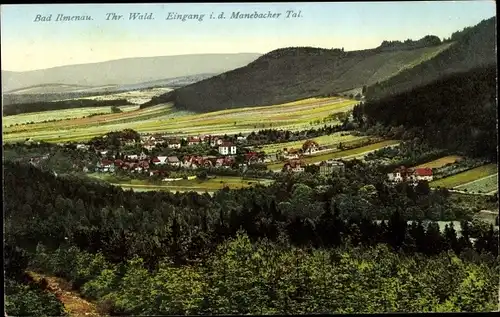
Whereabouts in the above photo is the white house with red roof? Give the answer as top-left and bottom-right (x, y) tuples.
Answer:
(187, 137), (202, 146)
(388, 166), (433, 184)
(219, 142), (237, 155)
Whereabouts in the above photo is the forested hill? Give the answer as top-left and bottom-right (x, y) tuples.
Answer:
(356, 65), (497, 160)
(142, 40), (452, 112)
(366, 17), (496, 100)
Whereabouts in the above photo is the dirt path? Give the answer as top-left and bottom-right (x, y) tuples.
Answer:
(27, 271), (102, 317)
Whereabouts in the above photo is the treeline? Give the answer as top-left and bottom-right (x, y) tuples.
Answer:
(4, 161), (499, 315)
(3, 98), (133, 116)
(355, 66), (497, 160)
(366, 17), (496, 100)
(5, 160), (497, 267)
(376, 35), (442, 52)
(8, 233), (498, 316)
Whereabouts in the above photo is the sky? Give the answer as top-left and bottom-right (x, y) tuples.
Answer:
(1, 2), (496, 71)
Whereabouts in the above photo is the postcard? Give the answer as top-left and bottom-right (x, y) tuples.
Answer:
(2, 2), (498, 316)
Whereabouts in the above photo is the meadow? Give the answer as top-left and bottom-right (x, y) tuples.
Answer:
(259, 132), (370, 154)
(3, 105), (139, 126)
(89, 173), (274, 192)
(415, 155), (464, 169)
(429, 164), (498, 189)
(3, 96), (358, 143)
(267, 140), (399, 170)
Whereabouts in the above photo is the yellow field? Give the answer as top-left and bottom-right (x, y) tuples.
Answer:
(415, 155), (464, 169)
(3, 96), (358, 143)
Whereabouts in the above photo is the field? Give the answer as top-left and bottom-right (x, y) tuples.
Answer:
(3, 96), (358, 143)
(430, 164), (498, 189)
(267, 140), (400, 170)
(3, 105), (139, 126)
(259, 132), (370, 154)
(89, 173), (274, 193)
(415, 155), (464, 169)
(454, 174), (498, 194)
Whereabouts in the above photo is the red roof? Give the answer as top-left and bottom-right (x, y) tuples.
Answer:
(415, 168), (433, 176)
(114, 159), (124, 166)
(101, 159), (113, 165)
(152, 157), (160, 163)
(220, 141), (234, 147)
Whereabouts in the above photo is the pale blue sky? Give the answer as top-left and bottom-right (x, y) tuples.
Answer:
(1, 2), (496, 71)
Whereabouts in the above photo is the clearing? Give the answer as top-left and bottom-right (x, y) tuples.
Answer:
(27, 271), (101, 317)
(454, 173), (498, 194)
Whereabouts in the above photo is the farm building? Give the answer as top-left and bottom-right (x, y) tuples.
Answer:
(318, 160), (345, 175)
(283, 159), (306, 173)
(387, 166), (433, 184)
(302, 140), (320, 155)
(283, 148), (300, 160)
(219, 142), (237, 155)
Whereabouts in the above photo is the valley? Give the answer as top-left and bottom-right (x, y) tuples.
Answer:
(3, 9), (498, 317)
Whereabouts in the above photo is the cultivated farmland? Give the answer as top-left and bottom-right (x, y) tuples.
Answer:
(430, 164), (498, 189)
(454, 174), (498, 194)
(3, 96), (358, 143)
(259, 132), (370, 154)
(415, 155), (464, 169)
(267, 140), (400, 170)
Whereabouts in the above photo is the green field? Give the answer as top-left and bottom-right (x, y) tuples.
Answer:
(260, 132), (369, 154)
(89, 173), (274, 192)
(3, 96), (358, 143)
(430, 164), (498, 189)
(3, 105), (139, 126)
(454, 174), (498, 194)
(267, 140), (399, 170)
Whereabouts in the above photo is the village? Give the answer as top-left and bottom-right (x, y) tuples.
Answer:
(21, 129), (440, 186)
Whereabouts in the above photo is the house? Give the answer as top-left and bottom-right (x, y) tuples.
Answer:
(219, 142), (237, 155)
(318, 160), (345, 176)
(135, 160), (150, 173)
(187, 137), (202, 146)
(283, 160), (306, 173)
(167, 138), (182, 149)
(387, 166), (433, 184)
(114, 159), (124, 167)
(237, 135), (247, 143)
(302, 140), (320, 155)
(125, 154), (139, 160)
(414, 168), (433, 182)
(143, 141), (156, 151)
(283, 148), (300, 160)
(98, 159), (115, 173)
(76, 144), (89, 150)
(167, 156), (181, 167)
(153, 156), (168, 165)
(245, 152), (260, 164)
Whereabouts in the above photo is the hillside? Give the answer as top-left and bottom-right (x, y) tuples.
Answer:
(357, 65), (497, 160)
(2, 73), (215, 106)
(2, 53), (261, 93)
(366, 16), (496, 100)
(143, 42), (453, 112)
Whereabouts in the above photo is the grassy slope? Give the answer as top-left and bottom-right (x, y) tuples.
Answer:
(144, 43), (453, 112)
(415, 156), (464, 169)
(366, 17), (496, 100)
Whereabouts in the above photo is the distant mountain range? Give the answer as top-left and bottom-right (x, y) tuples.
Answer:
(1, 53), (261, 102)
(143, 16), (496, 113)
